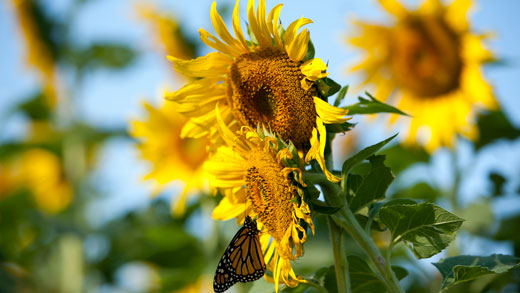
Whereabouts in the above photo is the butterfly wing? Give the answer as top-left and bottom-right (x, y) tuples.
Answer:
(213, 217), (266, 292)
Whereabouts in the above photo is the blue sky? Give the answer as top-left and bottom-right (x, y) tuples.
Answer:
(1, 0), (519, 248)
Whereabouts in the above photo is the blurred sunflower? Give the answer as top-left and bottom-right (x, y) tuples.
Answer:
(348, 0), (497, 152)
(131, 101), (210, 216)
(136, 4), (195, 61)
(166, 0), (349, 182)
(206, 108), (314, 290)
(10, 0), (58, 107)
(0, 149), (72, 213)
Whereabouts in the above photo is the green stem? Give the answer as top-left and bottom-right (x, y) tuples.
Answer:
(328, 217), (351, 293)
(304, 172), (403, 293)
(331, 209), (403, 293)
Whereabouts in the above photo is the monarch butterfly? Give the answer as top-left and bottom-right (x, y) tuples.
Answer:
(213, 216), (266, 292)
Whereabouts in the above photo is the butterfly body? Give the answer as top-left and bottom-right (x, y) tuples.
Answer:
(213, 216), (266, 292)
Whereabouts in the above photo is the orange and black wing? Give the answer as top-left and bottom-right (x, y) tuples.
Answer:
(213, 216), (266, 292)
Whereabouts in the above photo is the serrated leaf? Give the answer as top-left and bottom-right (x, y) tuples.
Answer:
(340, 134), (397, 197)
(379, 202), (464, 258)
(334, 86), (349, 107)
(345, 92), (409, 116)
(349, 155), (394, 213)
(309, 200), (342, 214)
(433, 254), (520, 291)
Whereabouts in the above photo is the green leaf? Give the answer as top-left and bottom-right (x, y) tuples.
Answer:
(17, 91), (52, 121)
(475, 110), (520, 150)
(489, 172), (506, 197)
(316, 78), (341, 98)
(325, 121), (356, 134)
(349, 155), (395, 213)
(347, 255), (386, 292)
(309, 200), (343, 215)
(334, 86), (349, 107)
(379, 202), (464, 258)
(341, 134), (397, 176)
(304, 40), (315, 61)
(314, 266), (337, 293)
(433, 254), (520, 291)
(67, 43), (137, 71)
(460, 200), (494, 235)
(393, 182), (439, 202)
(344, 92), (409, 116)
(392, 265), (408, 281)
(380, 144), (429, 175)
(340, 134), (397, 196)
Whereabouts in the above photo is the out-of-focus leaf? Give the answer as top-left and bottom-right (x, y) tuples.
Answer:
(460, 200), (494, 235)
(66, 43), (137, 71)
(392, 265), (408, 281)
(316, 78), (341, 98)
(344, 92), (409, 116)
(475, 110), (520, 150)
(433, 254), (520, 291)
(393, 182), (439, 202)
(489, 172), (506, 197)
(379, 202), (464, 258)
(380, 144), (429, 174)
(349, 155), (394, 213)
(314, 265), (337, 293)
(334, 86), (349, 107)
(17, 91), (52, 121)
(494, 216), (520, 256)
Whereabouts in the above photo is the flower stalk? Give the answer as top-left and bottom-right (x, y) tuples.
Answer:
(304, 172), (404, 293)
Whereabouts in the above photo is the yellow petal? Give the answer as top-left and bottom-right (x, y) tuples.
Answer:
(313, 96), (350, 124)
(378, 0), (408, 19)
(300, 58), (328, 81)
(212, 196), (246, 220)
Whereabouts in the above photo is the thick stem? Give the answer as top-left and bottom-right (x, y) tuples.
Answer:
(332, 209), (403, 293)
(304, 172), (403, 292)
(328, 217), (351, 293)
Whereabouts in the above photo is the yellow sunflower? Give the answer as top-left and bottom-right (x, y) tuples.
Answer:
(206, 108), (314, 290)
(131, 101), (210, 216)
(349, 0), (497, 152)
(10, 0), (57, 107)
(165, 0), (349, 182)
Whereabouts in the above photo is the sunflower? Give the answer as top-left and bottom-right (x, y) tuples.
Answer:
(349, 0), (497, 152)
(206, 108), (314, 290)
(131, 101), (210, 216)
(165, 0), (349, 182)
(10, 0), (57, 107)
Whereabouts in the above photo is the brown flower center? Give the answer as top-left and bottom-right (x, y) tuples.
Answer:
(228, 48), (317, 148)
(245, 147), (297, 247)
(390, 15), (462, 97)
